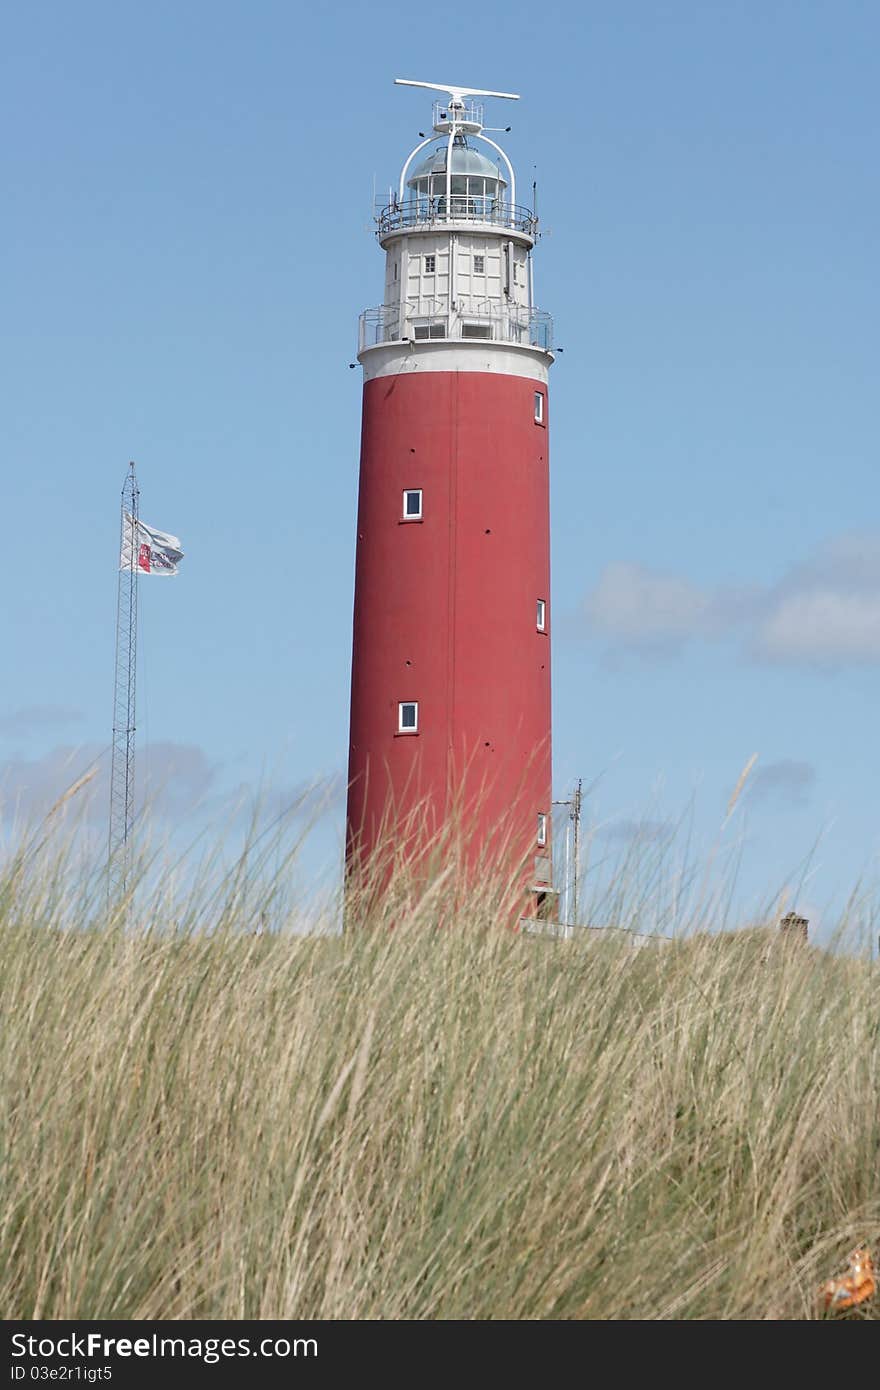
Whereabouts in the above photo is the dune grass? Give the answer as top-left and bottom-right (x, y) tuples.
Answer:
(0, 816), (877, 1320)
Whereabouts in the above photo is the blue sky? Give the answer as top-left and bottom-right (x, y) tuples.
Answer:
(2, 1), (878, 935)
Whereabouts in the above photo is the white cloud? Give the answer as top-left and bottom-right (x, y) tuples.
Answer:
(584, 562), (713, 646)
(754, 590), (880, 665)
(0, 742), (344, 843)
(582, 531), (880, 669)
(752, 533), (880, 665)
(0, 741), (217, 825)
(801, 532), (880, 588)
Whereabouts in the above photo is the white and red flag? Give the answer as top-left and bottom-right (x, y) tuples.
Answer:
(119, 512), (184, 576)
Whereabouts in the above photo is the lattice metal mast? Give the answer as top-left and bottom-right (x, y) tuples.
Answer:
(108, 461), (139, 896)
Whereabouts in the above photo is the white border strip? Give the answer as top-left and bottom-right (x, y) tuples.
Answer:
(359, 339), (553, 384)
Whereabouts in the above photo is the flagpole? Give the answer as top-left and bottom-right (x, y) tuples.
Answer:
(108, 461), (139, 903)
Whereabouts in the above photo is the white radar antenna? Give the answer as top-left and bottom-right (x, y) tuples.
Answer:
(393, 78), (521, 205)
(394, 79), (520, 103)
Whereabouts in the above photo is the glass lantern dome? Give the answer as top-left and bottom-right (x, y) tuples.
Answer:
(406, 135), (507, 219)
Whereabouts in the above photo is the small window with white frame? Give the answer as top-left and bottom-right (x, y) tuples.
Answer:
(536, 598), (546, 632)
(534, 391), (545, 424)
(398, 701), (419, 734)
(424, 254), (436, 273)
(474, 253), (485, 274)
(402, 488), (423, 520)
(537, 812), (548, 847)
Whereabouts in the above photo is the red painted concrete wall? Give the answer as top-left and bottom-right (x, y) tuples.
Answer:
(347, 368), (552, 898)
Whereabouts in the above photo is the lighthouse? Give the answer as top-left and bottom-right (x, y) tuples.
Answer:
(347, 79), (555, 918)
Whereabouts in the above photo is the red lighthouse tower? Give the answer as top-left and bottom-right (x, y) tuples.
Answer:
(347, 79), (555, 916)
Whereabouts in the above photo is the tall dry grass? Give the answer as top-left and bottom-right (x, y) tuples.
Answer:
(0, 810), (877, 1320)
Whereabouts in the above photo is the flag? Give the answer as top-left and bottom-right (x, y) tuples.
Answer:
(120, 512), (184, 577)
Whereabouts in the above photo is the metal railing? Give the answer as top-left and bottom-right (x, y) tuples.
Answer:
(359, 306), (394, 349)
(432, 99), (483, 128)
(377, 198), (537, 238)
(359, 303), (553, 353)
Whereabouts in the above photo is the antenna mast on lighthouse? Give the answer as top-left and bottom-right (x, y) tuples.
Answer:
(108, 461), (139, 898)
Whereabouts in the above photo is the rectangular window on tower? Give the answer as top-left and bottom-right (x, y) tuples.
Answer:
(534, 391), (545, 425)
(402, 489), (423, 520)
(537, 812), (548, 847)
(536, 598), (546, 632)
(424, 254), (436, 273)
(398, 701), (419, 734)
(474, 254), (485, 274)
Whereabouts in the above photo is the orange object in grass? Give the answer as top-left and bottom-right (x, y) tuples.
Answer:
(819, 1248), (875, 1313)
